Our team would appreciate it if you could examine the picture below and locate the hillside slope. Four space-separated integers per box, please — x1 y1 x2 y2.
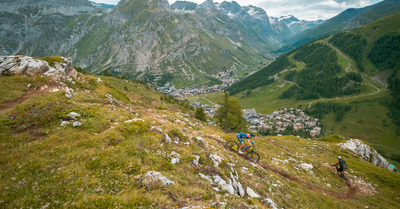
282 0 400 51
225 11 400 161
1 57 399 208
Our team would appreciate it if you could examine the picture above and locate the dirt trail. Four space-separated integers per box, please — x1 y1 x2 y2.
258 162 359 199
268 139 292 154
0 89 50 112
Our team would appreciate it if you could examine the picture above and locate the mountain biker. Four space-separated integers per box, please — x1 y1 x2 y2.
236 133 255 154
331 156 347 176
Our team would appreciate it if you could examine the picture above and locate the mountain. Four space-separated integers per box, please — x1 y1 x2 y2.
0 59 399 208
224 9 400 161
89 1 116 10
0 0 106 58
0 0 321 88
283 0 400 51
270 15 324 38
0 0 104 15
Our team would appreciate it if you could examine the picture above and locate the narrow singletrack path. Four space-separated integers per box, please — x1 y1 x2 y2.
0 89 49 112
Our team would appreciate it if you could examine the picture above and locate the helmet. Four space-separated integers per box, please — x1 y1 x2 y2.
250 133 255 137
337 156 341 159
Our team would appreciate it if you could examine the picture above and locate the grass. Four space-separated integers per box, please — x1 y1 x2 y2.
1 74 400 208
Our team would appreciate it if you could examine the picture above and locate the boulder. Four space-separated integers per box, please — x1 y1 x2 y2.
0 56 77 81
340 139 390 170
192 155 200 165
141 171 175 189
209 154 223 168
246 187 261 198
213 175 235 195
195 136 204 143
165 134 172 143
170 151 180 164
263 198 278 209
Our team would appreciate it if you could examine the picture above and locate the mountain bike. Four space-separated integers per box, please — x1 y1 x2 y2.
333 165 351 186
225 140 260 163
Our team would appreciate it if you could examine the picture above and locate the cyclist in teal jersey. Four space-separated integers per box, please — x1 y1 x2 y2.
236 133 255 154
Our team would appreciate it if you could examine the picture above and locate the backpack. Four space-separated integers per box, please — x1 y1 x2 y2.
339 158 347 170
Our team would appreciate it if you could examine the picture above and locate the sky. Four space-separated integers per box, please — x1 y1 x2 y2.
90 0 383 20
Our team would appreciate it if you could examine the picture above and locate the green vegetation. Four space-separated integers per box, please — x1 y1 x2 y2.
387 69 400 135
368 34 400 71
280 43 362 100
1 73 400 208
329 32 367 71
227 55 292 95
215 92 247 132
305 102 352 122
40 56 63 67
194 107 207 122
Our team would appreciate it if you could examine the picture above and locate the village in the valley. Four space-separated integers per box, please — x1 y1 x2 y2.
156 74 322 138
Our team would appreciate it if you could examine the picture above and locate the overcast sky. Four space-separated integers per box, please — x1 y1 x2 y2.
91 0 383 20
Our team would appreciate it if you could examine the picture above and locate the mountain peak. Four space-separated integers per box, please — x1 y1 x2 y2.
0 0 102 15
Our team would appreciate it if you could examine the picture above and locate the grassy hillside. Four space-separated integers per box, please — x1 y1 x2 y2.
1 73 400 208
222 11 400 162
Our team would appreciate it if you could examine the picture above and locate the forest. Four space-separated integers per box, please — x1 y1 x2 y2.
226 55 292 95
368 34 400 71
329 32 367 72
279 43 362 100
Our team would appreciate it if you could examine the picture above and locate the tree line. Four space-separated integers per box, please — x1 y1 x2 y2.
226 55 292 95
329 32 367 72
279 43 362 100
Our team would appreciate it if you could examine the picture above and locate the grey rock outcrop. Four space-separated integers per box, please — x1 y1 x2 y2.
246 187 261 198
0 56 77 81
340 139 390 170
141 171 175 189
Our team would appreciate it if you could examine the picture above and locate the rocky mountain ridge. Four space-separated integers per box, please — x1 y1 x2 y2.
0 0 322 88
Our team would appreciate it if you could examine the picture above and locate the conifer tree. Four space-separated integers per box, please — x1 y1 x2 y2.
215 92 247 132
195 107 207 122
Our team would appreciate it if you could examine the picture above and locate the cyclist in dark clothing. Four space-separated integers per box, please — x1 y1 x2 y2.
236 133 255 154
331 156 347 175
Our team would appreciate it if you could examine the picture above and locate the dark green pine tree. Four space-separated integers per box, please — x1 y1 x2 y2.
194 107 207 122
215 92 247 132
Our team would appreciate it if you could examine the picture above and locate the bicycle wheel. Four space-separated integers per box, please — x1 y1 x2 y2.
225 140 239 152
341 173 351 186
245 151 260 163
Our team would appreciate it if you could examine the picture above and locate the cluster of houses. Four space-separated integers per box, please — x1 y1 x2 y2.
156 77 238 99
243 108 322 137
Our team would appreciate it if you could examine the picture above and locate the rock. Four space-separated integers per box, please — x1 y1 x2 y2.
263 198 278 209
213 175 235 195
65 88 73 98
73 121 82 127
150 126 162 133
97 78 102 83
170 151 180 164
124 118 144 123
68 112 81 119
246 187 261 198
192 155 200 165
0 56 77 81
340 139 390 170
230 171 245 197
211 202 226 208
209 154 223 168
141 171 175 189
195 136 204 143
60 121 70 126
199 173 213 184
301 163 313 171
165 134 172 143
